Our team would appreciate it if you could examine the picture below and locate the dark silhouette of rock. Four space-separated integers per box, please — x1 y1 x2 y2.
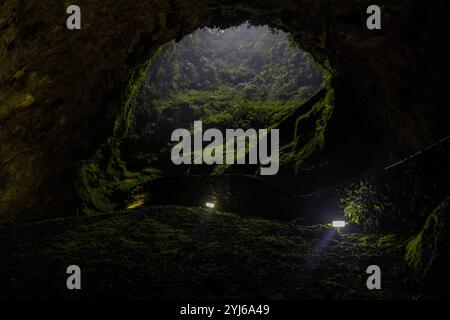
406 196 450 297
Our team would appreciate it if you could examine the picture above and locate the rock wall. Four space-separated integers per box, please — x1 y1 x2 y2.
0 0 449 220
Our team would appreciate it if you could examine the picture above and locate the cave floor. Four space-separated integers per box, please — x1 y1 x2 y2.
0 205 414 300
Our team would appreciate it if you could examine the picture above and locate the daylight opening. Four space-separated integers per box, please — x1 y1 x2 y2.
123 23 326 178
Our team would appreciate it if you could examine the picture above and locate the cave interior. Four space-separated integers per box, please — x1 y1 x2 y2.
0 0 450 300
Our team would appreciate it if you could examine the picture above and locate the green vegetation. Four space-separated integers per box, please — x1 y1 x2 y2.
339 181 390 232
150 86 302 132
142 24 324 103
76 139 156 214
405 209 438 277
0 205 410 299
123 23 328 178
76 23 332 214
76 49 162 214
278 76 334 174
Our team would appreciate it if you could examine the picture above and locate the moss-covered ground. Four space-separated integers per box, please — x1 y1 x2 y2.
0 205 413 299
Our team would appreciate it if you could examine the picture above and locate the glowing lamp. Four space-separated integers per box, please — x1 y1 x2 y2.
332 220 346 228
205 202 215 209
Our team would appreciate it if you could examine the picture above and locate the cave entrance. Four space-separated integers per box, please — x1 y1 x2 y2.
121 23 328 182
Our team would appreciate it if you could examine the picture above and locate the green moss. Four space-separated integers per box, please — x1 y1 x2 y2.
76 49 162 215
278 67 334 173
141 167 162 177
203 66 335 176
405 233 424 269
344 201 365 225
76 145 155 214
376 234 397 247
0 205 410 299
405 210 438 272
76 155 114 214
114 48 161 137
339 180 388 231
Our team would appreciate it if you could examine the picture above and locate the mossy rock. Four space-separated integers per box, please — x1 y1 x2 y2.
405 196 450 297
0 205 410 299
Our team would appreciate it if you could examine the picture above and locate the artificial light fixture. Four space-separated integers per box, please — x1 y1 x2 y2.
205 202 215 209
332 220 346 228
